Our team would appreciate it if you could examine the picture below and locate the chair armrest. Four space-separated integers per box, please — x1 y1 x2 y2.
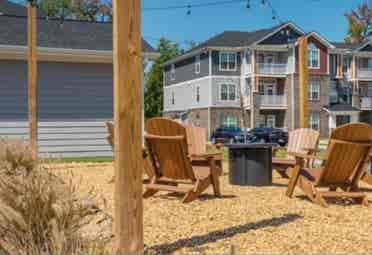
190 152 221 160
288 152 318 160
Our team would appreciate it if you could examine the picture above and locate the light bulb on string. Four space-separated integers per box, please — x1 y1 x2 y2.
186 5 191 15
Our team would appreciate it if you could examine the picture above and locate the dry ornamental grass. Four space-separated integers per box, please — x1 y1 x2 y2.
0 139 113 255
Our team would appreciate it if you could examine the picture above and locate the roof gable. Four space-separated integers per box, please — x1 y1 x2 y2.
305 32 334 49
357 42 372 52
258 23 304 45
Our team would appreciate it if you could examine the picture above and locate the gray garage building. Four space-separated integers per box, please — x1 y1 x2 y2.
0 10 157 157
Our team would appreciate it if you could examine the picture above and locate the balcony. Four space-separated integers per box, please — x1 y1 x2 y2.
258 63 287 76
361 97 372 110
259 95 287 109
358 68 372 79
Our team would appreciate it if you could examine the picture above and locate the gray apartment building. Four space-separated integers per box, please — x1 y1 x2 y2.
162 22 372 138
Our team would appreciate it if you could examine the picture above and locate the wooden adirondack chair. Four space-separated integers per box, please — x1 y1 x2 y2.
286 123 372 207
272 128 320 178
144 133 221 203
105 122 155 180
146 117 223 175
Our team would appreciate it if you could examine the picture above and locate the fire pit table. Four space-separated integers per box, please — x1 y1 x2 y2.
226 143 276 186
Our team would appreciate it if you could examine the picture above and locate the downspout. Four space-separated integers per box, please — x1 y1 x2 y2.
291 45 296 130
208 49 212 140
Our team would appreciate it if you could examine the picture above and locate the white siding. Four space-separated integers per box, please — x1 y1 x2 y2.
163 77 211 111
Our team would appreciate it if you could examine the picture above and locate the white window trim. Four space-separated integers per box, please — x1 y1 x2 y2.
170 64 176 81
258 79 277 95
195 55 201 74
218 82 237 102
219 51 237 72
309 79 321 101
308 44 320 69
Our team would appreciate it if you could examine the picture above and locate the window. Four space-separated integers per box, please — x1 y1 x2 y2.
171 91 175 105
170 64 175 81
258 80 277 95
219 83 236 101
266 115 276 128
196 86 200 103
307 43 320 68
219 52 237 71
221 114 238 127
195 55 201 74
309 112 320 131
258 115 266 128
308 79 320 101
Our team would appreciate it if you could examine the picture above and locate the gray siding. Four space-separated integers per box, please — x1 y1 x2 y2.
0 60 28 120
211 50 241 76
0 60 113 157
164 52 209 85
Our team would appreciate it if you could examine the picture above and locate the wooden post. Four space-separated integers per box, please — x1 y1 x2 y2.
298 37 309 128
27 2 38 153
113 0 143 254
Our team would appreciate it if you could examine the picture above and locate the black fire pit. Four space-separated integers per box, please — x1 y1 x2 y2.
226 143 275 186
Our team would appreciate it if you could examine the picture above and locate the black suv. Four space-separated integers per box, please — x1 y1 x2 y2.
246 127 288 146
211 126 245 144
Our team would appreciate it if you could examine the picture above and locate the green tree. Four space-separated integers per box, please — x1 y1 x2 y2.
38 0 72 20
345 2 372 43
72 0 100 22
145 38 180 119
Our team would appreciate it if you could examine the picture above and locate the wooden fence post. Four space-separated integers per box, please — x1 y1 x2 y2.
298 37 309 128
27 2 38 153
112 0 143 253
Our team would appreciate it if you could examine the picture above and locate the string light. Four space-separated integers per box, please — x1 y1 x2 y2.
186 5 191 15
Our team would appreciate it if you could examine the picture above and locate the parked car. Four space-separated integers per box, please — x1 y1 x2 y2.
211 126 245 144
246 128 288 146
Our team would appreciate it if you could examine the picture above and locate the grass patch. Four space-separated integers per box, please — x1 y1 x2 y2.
45 156 113 164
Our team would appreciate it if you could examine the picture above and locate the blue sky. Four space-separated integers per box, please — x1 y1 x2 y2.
142 0 361 49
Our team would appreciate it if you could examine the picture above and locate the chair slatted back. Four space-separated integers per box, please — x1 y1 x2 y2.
185 126 207 155
145 134 196 181
320 123 372 186
287 128 320 157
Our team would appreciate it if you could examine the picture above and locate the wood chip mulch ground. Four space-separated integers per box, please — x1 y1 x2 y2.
52 162 372 254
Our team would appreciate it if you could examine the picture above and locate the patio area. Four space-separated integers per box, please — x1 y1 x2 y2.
53 161 372 254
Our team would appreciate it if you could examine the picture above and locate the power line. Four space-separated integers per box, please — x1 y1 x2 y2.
142 0 246 12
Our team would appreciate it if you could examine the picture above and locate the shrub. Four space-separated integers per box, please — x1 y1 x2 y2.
0 138 112 255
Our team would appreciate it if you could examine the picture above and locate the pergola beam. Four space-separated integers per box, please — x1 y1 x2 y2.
113 0 144 253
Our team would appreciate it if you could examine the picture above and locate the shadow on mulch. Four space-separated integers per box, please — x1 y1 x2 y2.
146 213 302 254
157 192 237 201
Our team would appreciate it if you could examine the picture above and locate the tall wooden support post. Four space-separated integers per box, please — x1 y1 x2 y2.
112 0 143 254
27 2 38 153
298 37 309 128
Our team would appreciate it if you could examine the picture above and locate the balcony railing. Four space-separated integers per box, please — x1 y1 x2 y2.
258 63 287 75
260 95 287 108
361 97 372 110
358 68 372 79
